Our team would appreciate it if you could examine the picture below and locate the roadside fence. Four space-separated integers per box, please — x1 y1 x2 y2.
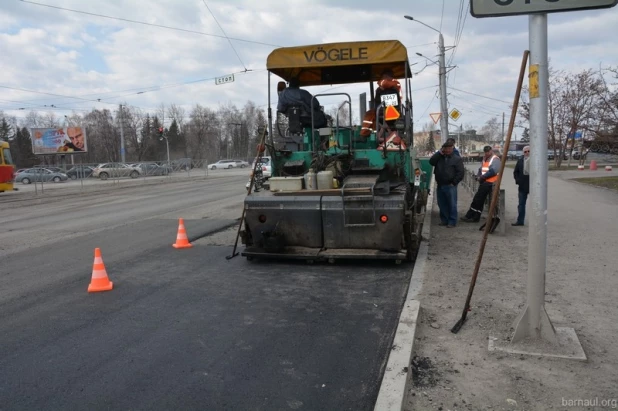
5 159 251 198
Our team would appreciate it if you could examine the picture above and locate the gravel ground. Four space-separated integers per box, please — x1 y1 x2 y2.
404 168 618 411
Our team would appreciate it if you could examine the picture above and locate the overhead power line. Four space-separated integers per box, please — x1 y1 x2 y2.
0 68 265 110
19 0 282 48
449 87 512 105
0 85 116 106
201 0 249 72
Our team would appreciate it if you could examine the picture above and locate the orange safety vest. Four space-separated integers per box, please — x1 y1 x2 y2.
481 155 499 183
360 109 376 137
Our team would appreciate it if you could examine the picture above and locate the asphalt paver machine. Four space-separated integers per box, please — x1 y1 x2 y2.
241 40 431 263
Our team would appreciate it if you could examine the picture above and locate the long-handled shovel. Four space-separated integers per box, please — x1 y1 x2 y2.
226 126 268 260
451 50 529 333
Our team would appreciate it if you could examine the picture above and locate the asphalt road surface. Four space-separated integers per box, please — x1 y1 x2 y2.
1 176 412 410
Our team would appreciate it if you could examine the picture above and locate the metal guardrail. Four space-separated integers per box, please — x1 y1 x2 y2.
460 169 506 235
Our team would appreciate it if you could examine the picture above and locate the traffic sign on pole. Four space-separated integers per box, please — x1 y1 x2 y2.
429 113 441 124
470 0 617 18
449 108 462 121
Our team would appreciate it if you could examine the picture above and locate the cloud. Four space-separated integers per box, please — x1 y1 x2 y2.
1 0 617 131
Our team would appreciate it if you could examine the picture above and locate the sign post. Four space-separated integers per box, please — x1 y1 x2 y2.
510 13 558 344
467 0 617 358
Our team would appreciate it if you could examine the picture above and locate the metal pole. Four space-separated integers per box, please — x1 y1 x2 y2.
438 33 449 145
165 137 170 166
501 111 502 146
458 125 462 153
512 14 556 343
119 104 125 163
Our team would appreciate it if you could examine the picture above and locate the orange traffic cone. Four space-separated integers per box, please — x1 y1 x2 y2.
173 218 193 249
88 248 114 293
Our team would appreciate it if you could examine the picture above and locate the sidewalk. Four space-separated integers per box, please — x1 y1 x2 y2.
404 169 618 410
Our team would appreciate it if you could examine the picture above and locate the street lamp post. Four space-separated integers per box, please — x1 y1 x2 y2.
449 122 464 154
404 15 449 144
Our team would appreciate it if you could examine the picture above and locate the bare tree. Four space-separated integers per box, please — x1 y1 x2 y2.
520 67 605 166
121 106 153 161
41 111 60 128
594 66 618 140
186 104 219 161
23 111 43 129
83 109 119 163
480 117 501 144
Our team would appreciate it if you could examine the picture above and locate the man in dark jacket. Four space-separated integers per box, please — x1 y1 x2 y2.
512 145 530 226
277 77 327 128
429 140 465 227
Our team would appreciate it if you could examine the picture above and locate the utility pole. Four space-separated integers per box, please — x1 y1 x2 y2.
404 15 449 144
119 104 125 163
438 33 449 145
498 112 502 147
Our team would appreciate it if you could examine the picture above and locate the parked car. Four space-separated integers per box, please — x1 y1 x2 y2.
91 163 141 180
14 168 68 184
252 156 272 178
245 156 273 190
66 165 94 180
233 160 250 168
571 150 587 160
507 150 522 160
133 162 171 176
208 159 237 170
33 166 64 173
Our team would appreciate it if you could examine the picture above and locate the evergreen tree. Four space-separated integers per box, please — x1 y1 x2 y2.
426 131 436 153
521 127 530 142
0 118 12 142
166 119 183 154
10 127 37 167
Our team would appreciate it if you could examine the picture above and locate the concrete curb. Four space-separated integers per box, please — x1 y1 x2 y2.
374 181 435 411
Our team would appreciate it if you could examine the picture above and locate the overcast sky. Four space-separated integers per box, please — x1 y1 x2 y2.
1 0 617 135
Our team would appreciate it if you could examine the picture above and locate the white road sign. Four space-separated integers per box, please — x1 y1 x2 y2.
470 0 617 18
215 74 235 85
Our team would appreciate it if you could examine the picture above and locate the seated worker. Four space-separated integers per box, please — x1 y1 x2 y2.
461 146 501 222
277 81 286 96
277 77 327 129
360 69 403 138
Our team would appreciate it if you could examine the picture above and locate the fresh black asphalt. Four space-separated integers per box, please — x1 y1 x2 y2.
1 219 412 410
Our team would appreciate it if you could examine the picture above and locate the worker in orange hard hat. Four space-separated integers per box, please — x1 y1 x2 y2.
360 69 403 139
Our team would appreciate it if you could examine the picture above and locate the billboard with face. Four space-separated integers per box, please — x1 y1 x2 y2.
31 127 88 154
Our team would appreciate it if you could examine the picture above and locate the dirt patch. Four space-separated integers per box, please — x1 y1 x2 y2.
404 174 618 411
411 356 440 388
571 176 618 191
